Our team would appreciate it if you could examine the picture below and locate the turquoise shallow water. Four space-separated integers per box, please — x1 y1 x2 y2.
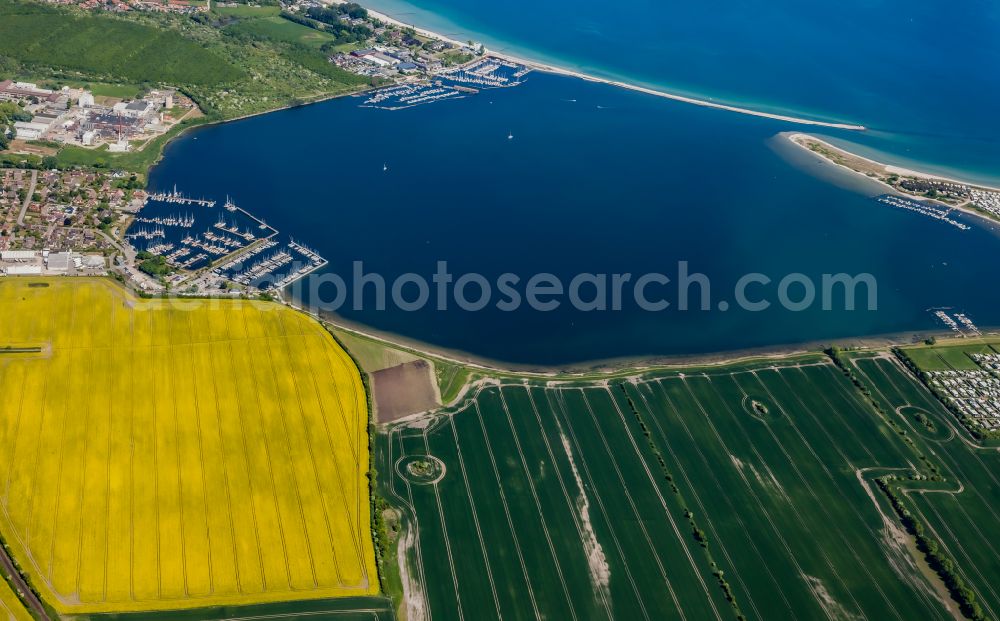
150 73 1000 365
364 0 1000 185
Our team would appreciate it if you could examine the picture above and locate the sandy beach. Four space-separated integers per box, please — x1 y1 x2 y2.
490 52 866 131
285 293 991 378
344 1 867 131
790 133 1000 193
787 133 1000 226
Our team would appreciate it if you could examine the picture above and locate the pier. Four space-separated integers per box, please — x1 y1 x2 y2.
289 239 323 262
213 239 279 274
126 226 166 241
126 185 327 293
147 242 174 255
362 57 530 111
148 185 216 208
362 83 465 110
932 309 982 337
440 58 530 88
134 213 195 228
231 249 294 285
876 195 970 230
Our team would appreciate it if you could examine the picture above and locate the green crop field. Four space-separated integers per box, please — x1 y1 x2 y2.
901 341 1000 372
227 15 336 49
380 352 1000 619
0 0 242 86
848 353 1000 620
213 5 282 18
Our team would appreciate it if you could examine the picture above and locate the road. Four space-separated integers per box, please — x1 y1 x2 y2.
35 224 161 292
16 170 38 226
95 227 133 262
90 227 163 291
0 540 51 621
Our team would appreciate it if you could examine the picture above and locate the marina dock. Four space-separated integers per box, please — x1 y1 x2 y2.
876 195 970 230
125 186 328 293
148 185 217 208
362 57 530 110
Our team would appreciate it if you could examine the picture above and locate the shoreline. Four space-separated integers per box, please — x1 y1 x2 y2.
129 5 991 377
786 132 1000 225
492 52 867 131
285 298 992 377
349 2 867 131
140 86 378 175
789 133 1000 193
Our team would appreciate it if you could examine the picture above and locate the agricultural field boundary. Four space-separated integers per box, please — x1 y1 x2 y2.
378 352 998 620
0 278 378 615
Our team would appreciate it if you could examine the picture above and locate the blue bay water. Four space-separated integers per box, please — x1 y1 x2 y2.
363 0 1000 185
150 74 1000 365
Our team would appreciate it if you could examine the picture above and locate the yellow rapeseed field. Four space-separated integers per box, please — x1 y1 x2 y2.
0 278 377 614
0 575 31 621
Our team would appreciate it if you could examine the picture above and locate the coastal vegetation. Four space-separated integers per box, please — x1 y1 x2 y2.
790 133 1000 224
377 345 1000 620
300 4 372 45
434 360 476 404
0 278 378 614
330 328 474 410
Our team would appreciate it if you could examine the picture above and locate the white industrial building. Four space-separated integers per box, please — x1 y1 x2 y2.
82 255 106 269
46 252 72 271
1 250 38 261
0 80 60 104
3 265 42 276
13 121 49 140
113 100 155 118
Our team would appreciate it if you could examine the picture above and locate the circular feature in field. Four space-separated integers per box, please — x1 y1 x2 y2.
396 455 446 485
741 395 775 420
897 405 953 441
